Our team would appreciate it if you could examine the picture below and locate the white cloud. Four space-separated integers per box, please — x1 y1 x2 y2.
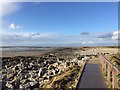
2 33 60 46
9 23 22 30
81 41 94 45
112 30 120 40
3 33 59 39
1 2 21 17
1 32 118 46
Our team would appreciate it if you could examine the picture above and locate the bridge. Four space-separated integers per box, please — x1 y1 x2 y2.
76 53 120 89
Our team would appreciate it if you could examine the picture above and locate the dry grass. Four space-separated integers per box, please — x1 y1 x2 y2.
43 65 83 89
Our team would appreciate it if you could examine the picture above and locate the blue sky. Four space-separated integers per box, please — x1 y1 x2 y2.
2 2 119 46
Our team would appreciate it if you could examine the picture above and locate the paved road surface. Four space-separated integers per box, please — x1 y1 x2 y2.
77 58 107 88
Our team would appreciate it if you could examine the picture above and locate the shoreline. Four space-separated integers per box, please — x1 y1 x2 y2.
1 47 119 57
1 48 55 57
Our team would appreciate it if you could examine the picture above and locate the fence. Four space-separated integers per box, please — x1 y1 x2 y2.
99 53 120 88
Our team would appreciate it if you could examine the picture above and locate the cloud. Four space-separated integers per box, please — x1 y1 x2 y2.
2 32 118 46
112 30 120 40
9 23 22 30
1 2 21 17
81 41 94 45
3 33 59 40
97 33 112 39
80 32 90 35
28 33 59 39
2 33 61 46
30 33 40 37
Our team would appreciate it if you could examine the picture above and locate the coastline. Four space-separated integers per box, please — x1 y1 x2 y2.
1 47 55 57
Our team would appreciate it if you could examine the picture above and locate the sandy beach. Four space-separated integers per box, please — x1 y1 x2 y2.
1 47 55 57
2 50 51 57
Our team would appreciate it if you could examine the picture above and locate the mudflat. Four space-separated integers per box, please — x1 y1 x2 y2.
1 47 55 57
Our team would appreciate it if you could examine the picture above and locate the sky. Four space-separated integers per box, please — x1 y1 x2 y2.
1 2 120 46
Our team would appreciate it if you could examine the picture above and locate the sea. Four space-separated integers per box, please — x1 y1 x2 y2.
0 46 54 51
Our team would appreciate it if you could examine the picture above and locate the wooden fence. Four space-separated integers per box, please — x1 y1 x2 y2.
100 53 120 89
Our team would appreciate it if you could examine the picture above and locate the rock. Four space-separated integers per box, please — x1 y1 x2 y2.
38 68 42 77
30 81 38 87
28 78 36 82
6 82 13 89
23 82 31 88
22 81 39 89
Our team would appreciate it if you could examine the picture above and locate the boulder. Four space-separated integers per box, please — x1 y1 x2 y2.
6 82 13 89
